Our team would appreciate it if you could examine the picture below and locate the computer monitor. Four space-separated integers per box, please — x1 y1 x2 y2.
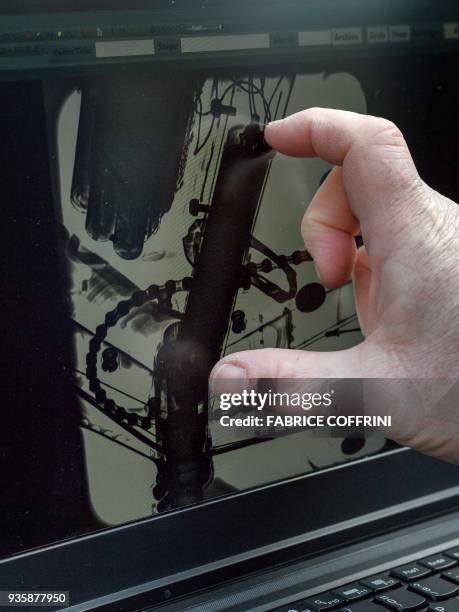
2 1 459 609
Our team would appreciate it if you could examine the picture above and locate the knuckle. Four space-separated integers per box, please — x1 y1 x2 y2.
368 117 406 148
349 116 418 194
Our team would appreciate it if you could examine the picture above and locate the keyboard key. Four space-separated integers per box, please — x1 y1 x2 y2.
303 592 345 609
333 584 372 602
446 550 459 562
360 576 400 592
418 556 457 572
341 602 388 611
270 605 313 612
375 588 426 610
409 576 459 601
443 570 459 585
391 564 432 582
429 601 459 612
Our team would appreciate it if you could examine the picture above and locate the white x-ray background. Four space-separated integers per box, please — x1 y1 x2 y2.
49 68 386 526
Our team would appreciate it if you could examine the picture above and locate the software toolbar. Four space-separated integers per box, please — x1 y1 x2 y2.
0 15 457 71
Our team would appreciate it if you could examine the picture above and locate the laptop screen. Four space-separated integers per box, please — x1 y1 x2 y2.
3 2 459 557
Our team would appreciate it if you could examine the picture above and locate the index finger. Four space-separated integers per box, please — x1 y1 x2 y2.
264 107 425 258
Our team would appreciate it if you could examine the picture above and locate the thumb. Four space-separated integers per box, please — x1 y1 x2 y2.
210 345 366 388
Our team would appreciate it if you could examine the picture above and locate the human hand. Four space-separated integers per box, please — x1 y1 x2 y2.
210 108 459 461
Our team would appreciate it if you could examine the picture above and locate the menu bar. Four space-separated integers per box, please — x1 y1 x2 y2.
0 21 457 70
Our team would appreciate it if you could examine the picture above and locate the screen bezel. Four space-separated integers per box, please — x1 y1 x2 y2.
2 448 459 611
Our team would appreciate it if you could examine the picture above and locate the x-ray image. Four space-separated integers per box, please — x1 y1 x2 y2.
43 67 387 526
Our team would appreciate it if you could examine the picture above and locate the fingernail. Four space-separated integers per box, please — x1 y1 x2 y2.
209 363 247 395
265 119 282 133
263 122 273 145
212 363 246 380
266 118 283 126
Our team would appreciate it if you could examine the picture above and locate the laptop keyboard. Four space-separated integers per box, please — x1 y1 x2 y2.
272 547 459 612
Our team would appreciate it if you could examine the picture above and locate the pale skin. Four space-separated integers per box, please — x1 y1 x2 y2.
210 108 459 462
